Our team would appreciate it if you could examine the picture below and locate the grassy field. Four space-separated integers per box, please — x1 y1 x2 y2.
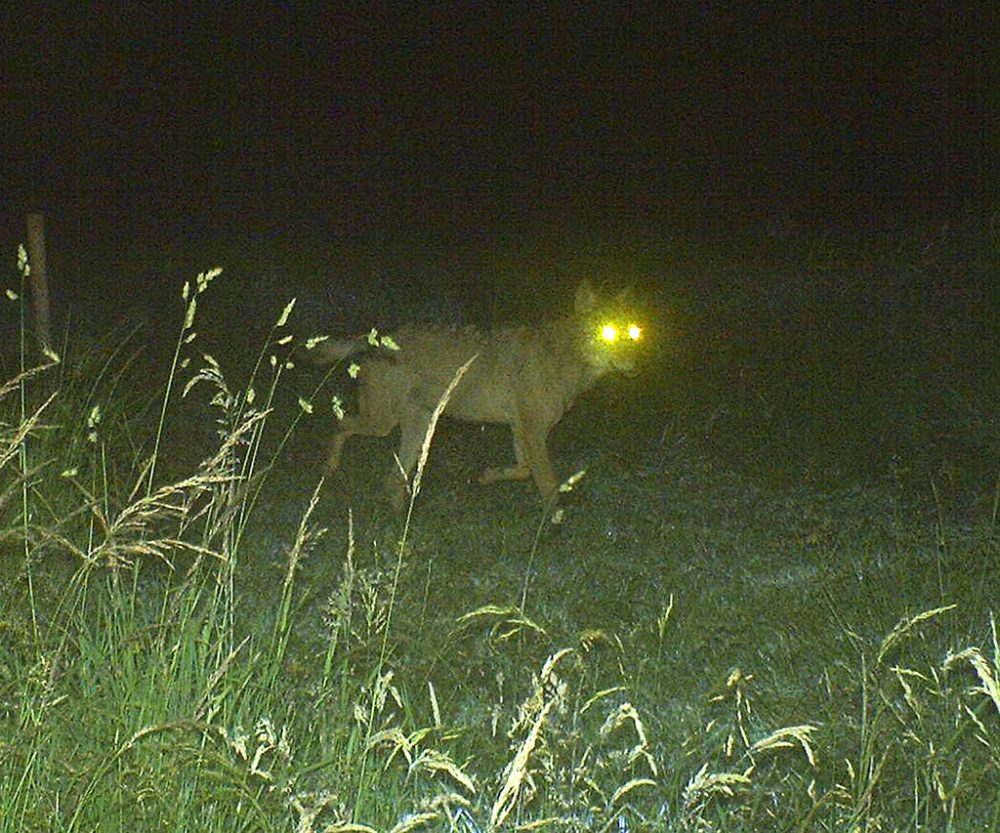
2 217 999 831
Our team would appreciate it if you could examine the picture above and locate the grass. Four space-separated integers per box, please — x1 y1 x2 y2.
1 217 999 831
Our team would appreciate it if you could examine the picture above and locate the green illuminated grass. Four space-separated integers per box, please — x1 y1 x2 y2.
2 220 999 831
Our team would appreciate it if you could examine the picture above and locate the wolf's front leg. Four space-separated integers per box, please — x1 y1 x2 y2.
479 427 531 484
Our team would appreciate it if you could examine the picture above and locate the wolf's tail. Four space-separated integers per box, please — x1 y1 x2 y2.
297 337 364 366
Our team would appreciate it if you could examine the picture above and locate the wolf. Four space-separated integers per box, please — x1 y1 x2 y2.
304 280 643 509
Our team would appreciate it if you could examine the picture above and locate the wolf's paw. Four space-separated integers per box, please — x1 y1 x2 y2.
477 467 502 485
383 473 409 511
478 464 531 485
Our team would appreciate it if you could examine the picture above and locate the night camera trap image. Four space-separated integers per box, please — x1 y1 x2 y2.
1 5 997 831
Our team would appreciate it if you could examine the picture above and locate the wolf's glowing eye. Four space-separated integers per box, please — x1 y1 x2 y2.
627 324 642 341
600 324 618 342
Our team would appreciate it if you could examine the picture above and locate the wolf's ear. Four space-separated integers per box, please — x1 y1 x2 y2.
614 285 635 305
575 280 599 312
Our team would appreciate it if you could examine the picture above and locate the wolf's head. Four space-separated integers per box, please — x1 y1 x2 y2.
573 280 644 377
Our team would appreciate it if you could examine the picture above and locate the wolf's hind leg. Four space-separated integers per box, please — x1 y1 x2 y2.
324 365 402 476
384 403 433 510
325 424 352 475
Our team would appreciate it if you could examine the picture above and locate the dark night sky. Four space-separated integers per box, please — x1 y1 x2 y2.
1 2 996 254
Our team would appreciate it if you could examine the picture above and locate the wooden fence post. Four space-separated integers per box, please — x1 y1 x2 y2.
26 212 52 353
